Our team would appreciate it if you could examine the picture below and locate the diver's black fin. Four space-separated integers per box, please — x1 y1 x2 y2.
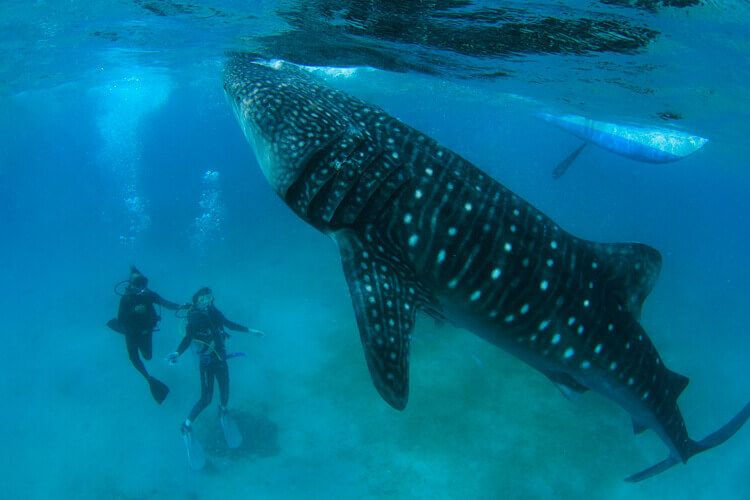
626 401 750 482
552 142 587 179
148 377 169 404
106 318 127 335
335 228 438 410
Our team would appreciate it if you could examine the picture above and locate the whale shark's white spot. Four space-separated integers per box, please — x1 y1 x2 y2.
539 320 550 331
547 259 554 267
446 182 454 191
448 279 458 289
404 213 412 224
609 362 618 371
437 249 446 264
415 189 423 199
504 243 512 252
448 227 457 236
505 314 515 323
625 342 631 350
388 319 395 327
642 391 650 400
361 262 368 270
577 325 585 335
520 304 530 315
365 285 373 292
489 310 498 318
568 317 576 326
510 224 517 233
540 280 549 291
522 258 530 267
470 290 481 301
564 347 575 358
592 261 599 269
404 303 411 311
464 202 472 211
583 299 590 308
594 344 603 354
408 234 419 247
491 268 501 279
368 296 376 304
551 333 561 344
628 377 635 386
550 240 558 250
581 360 591 369
513 209 520 216
386 300 392 308
390 352 397 360
608 323 614 332
425 167 433 176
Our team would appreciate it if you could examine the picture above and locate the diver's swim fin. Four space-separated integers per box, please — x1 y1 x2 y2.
106 318 127 335
148 377 169 404
220 411 243 449
182 428 206 470
552 142 587 179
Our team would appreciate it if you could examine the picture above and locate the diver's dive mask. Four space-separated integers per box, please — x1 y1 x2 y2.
129 274 148 294
195 291 214 310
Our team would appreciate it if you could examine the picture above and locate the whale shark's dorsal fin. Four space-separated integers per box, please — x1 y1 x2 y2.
335 228 440 410
592 242 662 320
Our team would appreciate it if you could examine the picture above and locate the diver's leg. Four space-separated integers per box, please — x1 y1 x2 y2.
217 360 229 409
188 361 215 422
125 332 149 380
139 331 153 360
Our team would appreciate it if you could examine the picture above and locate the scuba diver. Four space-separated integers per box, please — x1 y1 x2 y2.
107 266 182 404
167 287 263 467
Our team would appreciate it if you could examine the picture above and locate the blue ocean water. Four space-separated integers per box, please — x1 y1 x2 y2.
1 1 749 499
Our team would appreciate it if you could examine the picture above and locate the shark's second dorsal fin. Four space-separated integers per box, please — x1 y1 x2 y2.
593 242 662 320
334 228 438 410
665 368 690 402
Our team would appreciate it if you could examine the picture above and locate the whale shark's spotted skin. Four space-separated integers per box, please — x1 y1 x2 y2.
224 55 750 481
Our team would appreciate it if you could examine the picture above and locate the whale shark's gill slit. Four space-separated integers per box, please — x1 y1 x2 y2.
284 130 347 216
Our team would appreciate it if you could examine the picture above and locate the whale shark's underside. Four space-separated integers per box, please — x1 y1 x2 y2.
223 54 750 482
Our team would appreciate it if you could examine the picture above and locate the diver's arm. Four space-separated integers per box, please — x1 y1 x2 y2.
153 292 180 311
219 310 249 333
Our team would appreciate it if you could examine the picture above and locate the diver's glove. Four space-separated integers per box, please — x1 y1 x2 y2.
166 352 180 364
179 303 192 310
248 328 265 338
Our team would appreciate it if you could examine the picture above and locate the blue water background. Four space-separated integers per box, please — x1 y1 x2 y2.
1 4 749 499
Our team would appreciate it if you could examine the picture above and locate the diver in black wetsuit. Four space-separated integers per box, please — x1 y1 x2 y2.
167 287 262 435
108 267 182 404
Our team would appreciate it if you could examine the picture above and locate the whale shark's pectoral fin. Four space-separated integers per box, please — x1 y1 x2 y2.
632 418 648 435
335 229 431 411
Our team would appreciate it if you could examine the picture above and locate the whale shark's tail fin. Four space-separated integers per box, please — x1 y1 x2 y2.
626 401 750 482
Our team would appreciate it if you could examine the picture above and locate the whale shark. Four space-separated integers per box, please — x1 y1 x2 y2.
223 54 749 481
539 113 708 179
